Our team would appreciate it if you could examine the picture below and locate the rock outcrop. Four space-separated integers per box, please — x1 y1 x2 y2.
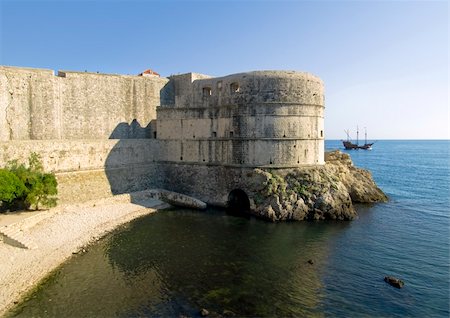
244 151 387 222
325 151 388 203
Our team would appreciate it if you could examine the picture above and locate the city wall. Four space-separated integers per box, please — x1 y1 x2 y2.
0 140 162 204
1 66 325 207
0 66 169 140
0 66 170 204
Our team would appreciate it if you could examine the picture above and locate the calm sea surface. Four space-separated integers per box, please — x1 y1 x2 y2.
9 140 450 317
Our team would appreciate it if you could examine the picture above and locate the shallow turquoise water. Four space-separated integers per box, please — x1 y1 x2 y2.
9 140 450 317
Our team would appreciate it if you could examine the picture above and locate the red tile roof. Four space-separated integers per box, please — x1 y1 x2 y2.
138 69 160 77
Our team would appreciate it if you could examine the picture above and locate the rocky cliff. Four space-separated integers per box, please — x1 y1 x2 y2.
245 150 387 221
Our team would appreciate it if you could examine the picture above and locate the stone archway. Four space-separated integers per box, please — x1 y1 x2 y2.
227 189 250 214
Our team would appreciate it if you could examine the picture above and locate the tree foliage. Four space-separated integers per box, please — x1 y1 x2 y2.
0 153 58 212
0 169 27 207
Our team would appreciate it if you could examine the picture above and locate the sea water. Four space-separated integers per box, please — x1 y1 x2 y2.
9 140 449 317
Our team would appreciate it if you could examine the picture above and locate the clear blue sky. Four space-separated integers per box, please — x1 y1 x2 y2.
1 0 448 139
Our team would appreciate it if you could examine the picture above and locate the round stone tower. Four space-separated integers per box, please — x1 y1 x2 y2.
191 70 325 166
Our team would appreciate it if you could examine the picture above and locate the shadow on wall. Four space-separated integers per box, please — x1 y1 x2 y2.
102 83 174 203
104 119 161 204
109 119 156 139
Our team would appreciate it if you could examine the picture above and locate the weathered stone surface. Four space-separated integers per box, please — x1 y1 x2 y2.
242 150 387 222
150 189 207 210
157 71 325 167
0 66 386 223
0 66 168 141
325 150 388 203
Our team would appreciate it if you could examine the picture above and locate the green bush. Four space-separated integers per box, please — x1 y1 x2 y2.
1 153 58 211
0 169 27 209
25 172 58 210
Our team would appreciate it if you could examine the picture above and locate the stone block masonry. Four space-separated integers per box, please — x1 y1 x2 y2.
0 66 169 140
0 66 330 211
157 71 325 167
0 140 161 204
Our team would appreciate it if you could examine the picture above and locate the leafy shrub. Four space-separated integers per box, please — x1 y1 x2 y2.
1 153 58 211
263 171 287 198
0 169 27 209
25 172 58 209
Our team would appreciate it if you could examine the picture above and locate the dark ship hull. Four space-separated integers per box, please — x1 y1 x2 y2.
359 143 374 150
343 141 359 150
342 141 374 150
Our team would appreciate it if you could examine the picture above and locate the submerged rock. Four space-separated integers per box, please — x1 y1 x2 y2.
245 150 387 222
384 276 405 289
199 308 209 316
222 309 236 316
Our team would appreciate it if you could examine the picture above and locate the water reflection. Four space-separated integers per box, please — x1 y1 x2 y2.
10 208 349 317
105 208 347 317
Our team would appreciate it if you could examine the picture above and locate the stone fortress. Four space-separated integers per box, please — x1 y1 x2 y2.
157 71 324 167
0 65 385 220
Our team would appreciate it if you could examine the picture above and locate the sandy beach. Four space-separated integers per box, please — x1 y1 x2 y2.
0 192 168 316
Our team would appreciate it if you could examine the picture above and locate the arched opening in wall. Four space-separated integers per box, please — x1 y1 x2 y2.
320 130 323 137
230 82 240 94
227 189 250 215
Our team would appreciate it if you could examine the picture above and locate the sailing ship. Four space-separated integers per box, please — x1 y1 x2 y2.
342 127 374 150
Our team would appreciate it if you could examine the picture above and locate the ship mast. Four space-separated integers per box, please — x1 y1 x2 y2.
356 125 359 146
364 127 367 145
344 129 351 141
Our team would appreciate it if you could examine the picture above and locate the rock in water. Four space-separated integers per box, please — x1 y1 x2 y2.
151 189 207 210
199 308 209 316
222 309 236 316
384 276 405 288
325 150 388 203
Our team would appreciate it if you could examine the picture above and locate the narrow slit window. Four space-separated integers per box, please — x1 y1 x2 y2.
320 130 323 137
229 131 234 137
203 87 212 97
212 131 217 137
